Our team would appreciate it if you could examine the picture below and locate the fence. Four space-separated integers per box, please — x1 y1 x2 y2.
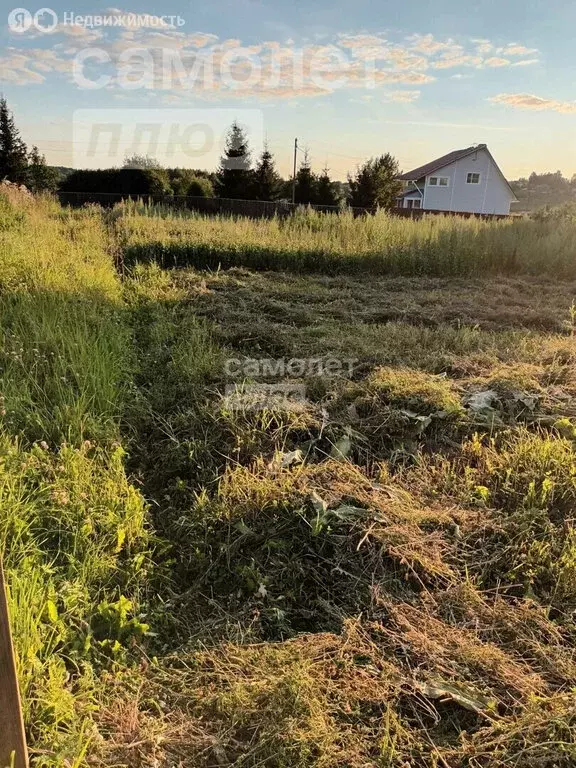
57 191 513 221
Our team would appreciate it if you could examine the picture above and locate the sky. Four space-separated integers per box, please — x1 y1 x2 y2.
1 0 576 180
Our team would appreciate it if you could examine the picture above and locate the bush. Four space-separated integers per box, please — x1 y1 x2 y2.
59 168 171 205
168 169 214 198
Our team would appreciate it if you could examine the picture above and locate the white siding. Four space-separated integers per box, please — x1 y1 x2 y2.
400 192 422 208
422 148 514 215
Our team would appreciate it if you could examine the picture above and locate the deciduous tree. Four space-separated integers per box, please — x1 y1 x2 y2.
348 153 402 209
26 146 59 192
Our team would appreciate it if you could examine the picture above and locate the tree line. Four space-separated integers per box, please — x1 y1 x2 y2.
0 99 403 209
509 171 576 212
0 98 59 193
211 121 402 208
4 97 576 214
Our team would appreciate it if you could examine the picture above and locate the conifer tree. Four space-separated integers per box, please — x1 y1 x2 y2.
252 145 282 200
314 166 341 207
0 97 29 185
294 150 316 205
215 121 252 200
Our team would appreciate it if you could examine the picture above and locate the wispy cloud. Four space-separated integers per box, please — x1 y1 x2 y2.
484 57 511 67
490 92 576 113
511 59 539 67
386 89 421 102
502 44 538 56
4 17 542 101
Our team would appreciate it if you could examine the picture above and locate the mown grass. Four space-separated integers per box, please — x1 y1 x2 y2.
98 261 576 766
116 200 576 277
5 191 576 767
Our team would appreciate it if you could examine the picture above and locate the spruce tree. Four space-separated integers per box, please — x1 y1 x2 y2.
348 153 402 209
215 121 252 200
252 146 282 200
314 167 341 207
294 151 316 205
0 98 29 185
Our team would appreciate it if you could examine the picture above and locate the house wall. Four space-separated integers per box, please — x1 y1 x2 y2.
400 181 425 208
400 192 422 208
422 148 514 215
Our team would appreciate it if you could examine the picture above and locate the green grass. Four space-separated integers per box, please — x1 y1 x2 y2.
4 190 576 767
0 190 150 766
117 200 576 277
106 261 576 766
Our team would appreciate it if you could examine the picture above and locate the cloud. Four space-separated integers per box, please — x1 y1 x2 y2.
472 38 493 55
489 92 576 113
484 57 511 67
511 58 539 67
0 47 72 84
431 54 483 69
339 34 388 49
502 44 538 56
386 89 420 102
406 33 458 55
1 20 542 102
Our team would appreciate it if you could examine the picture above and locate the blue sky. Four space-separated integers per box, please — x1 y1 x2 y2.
2 0 575 179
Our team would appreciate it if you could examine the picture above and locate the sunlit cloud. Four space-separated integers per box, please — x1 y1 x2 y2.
484 57 511 67
511 59 539 67
472 38 493 55
406 33 459 55
431 54 483 69
502 44 538 56
3 15 543 101
490 92 576 113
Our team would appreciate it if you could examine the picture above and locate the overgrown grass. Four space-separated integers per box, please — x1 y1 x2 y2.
0 191 150 765
116 201 576 277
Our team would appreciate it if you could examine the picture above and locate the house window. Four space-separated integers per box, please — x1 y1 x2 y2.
428 176 449 187
406 199 421 209
467 172 481 184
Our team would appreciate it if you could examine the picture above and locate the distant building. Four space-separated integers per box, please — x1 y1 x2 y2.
397 144 518 215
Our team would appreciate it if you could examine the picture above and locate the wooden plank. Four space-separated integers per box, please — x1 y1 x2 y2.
0 560 29 768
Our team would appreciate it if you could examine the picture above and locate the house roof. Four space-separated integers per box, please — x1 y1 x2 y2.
398 145 487 181
397 144 517 200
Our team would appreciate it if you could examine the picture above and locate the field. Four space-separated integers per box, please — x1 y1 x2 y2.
2 191 576 767
118 201 576 277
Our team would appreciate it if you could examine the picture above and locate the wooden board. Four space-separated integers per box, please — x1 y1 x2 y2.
0 561 29 768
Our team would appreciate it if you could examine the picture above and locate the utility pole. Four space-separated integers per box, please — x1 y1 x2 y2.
291 137 298 204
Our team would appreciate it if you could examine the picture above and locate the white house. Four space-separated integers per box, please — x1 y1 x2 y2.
397 144 517 215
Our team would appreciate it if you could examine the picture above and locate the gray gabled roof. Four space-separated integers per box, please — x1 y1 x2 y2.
398 143 517 200
398 145 487 181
